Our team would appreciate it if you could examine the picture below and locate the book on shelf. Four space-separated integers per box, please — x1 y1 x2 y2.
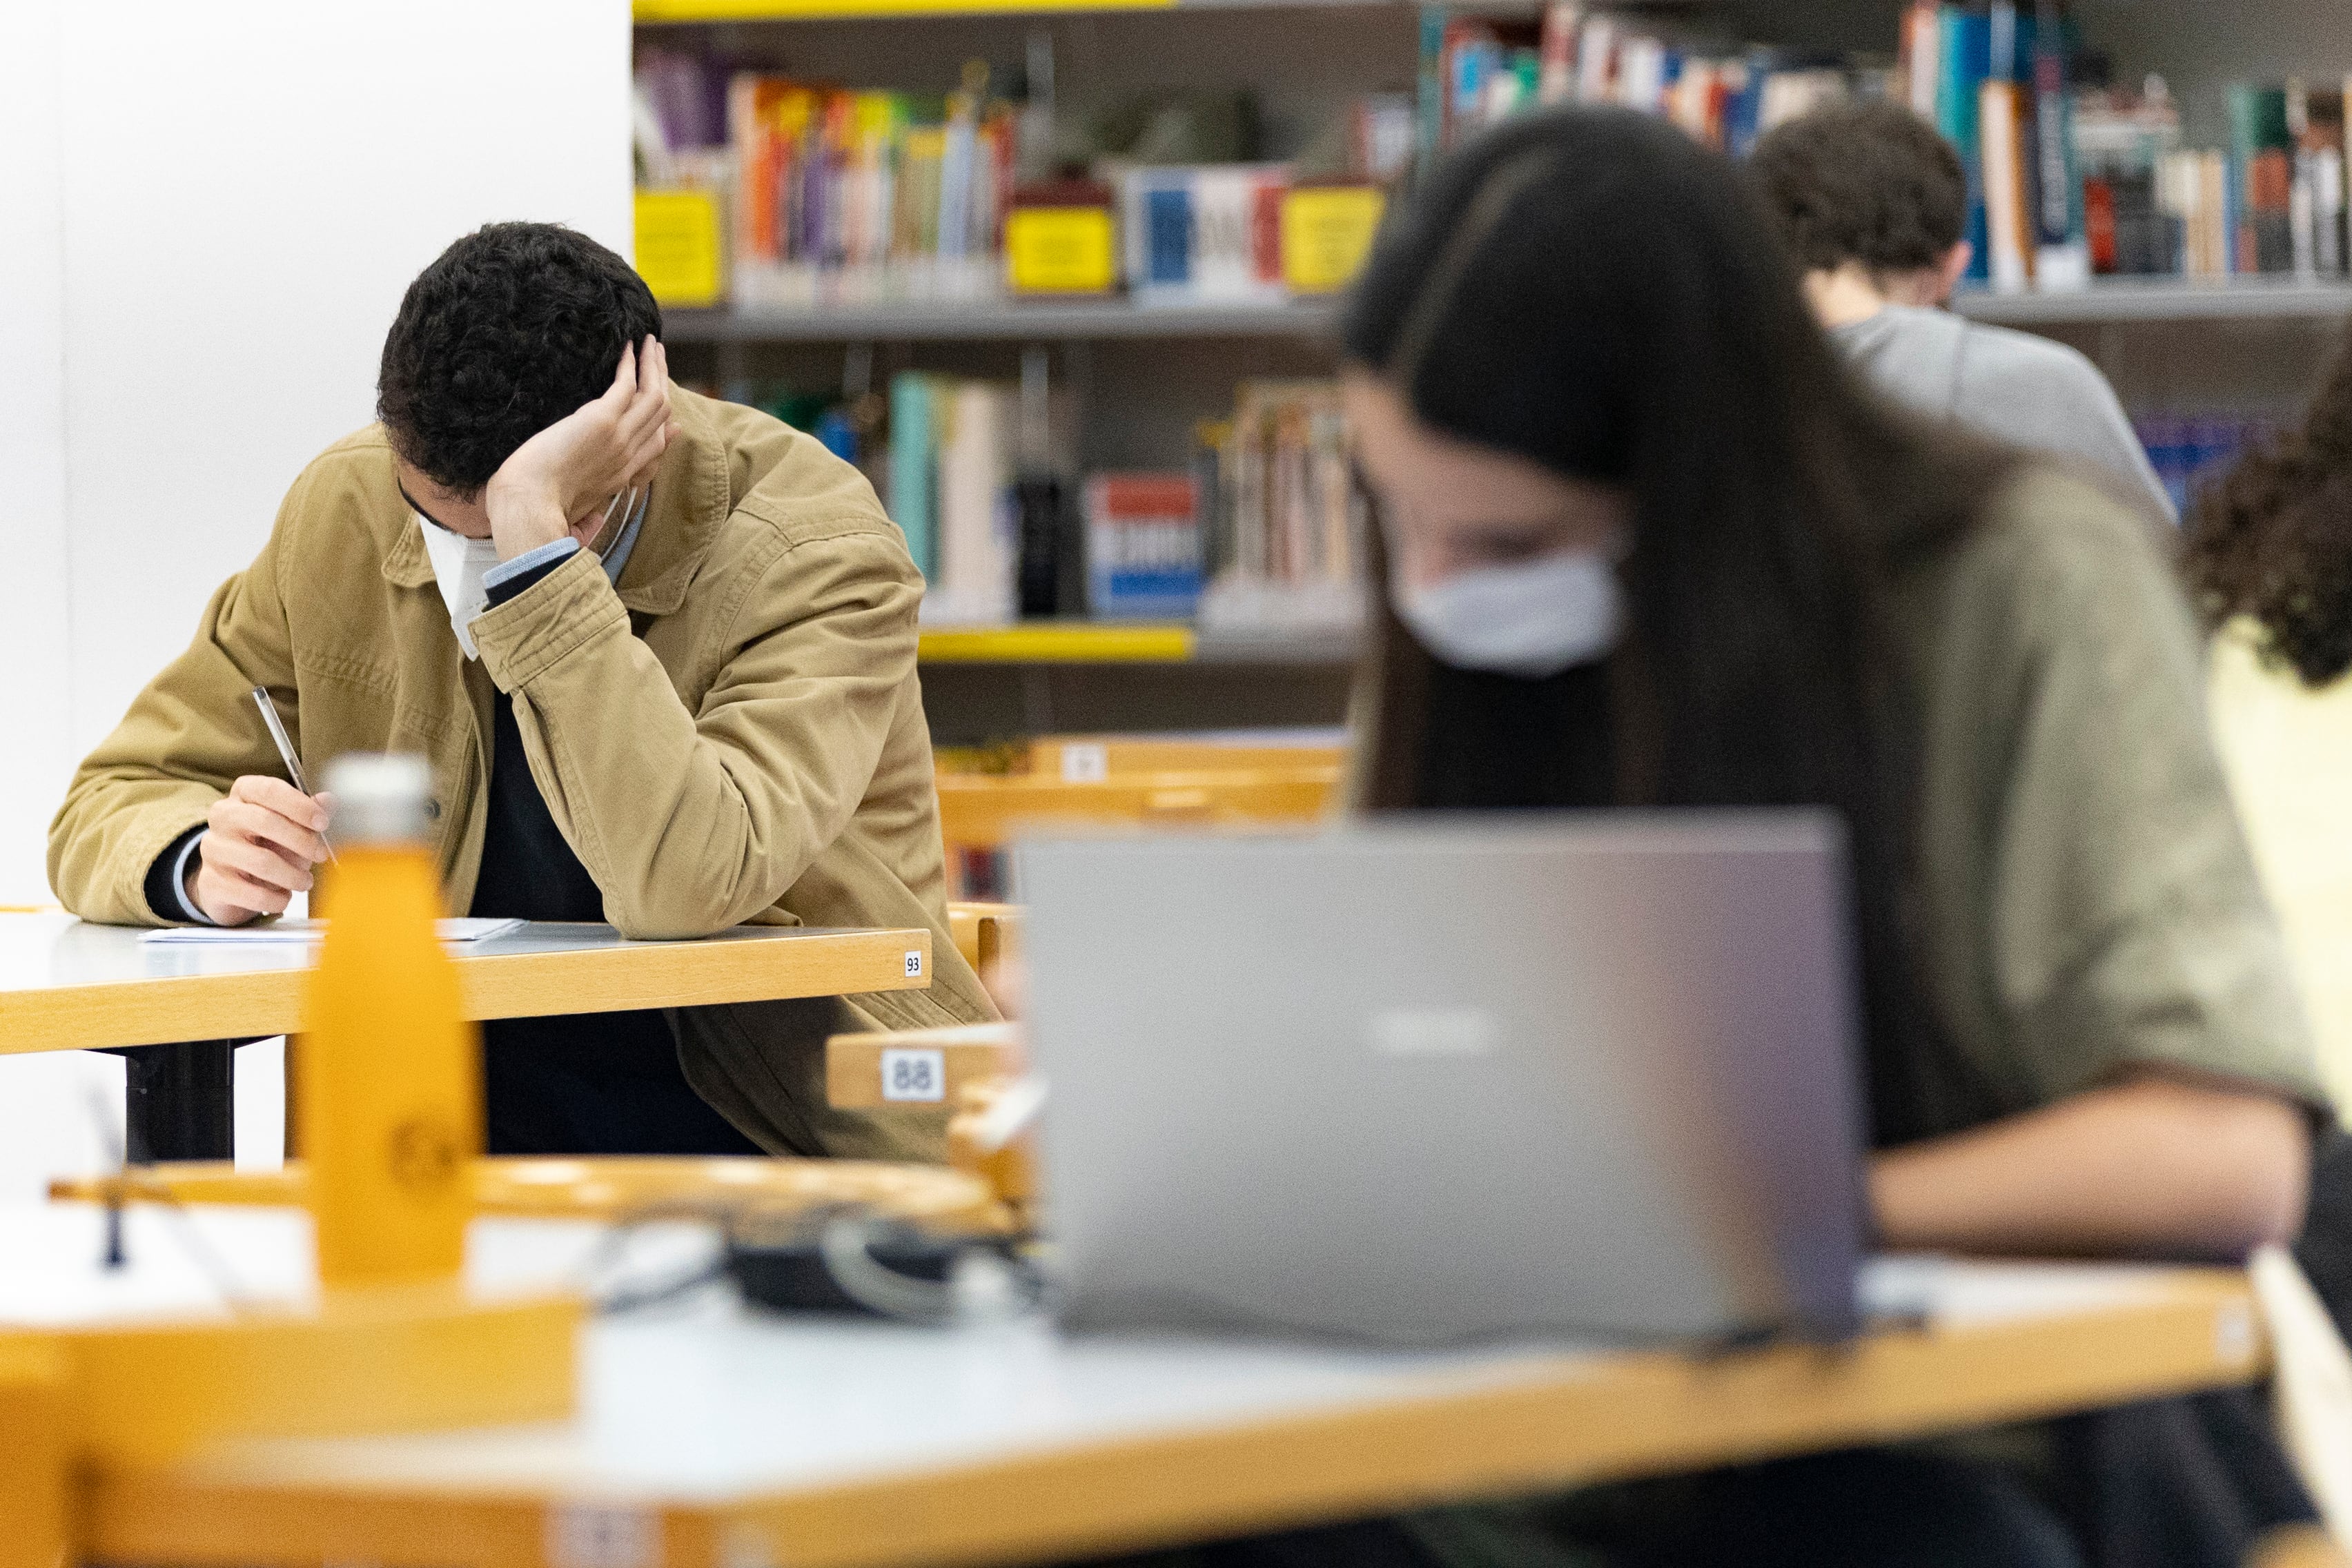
1196 380 1365 638
2028 3 2090 289
2293 81 2348 276
1086 474 1204 621
1933 3 1993 283
2075 84 2179 277
1121 165 1288 305
925 380 1020 627
889 373 938 582
2229 84 2295 275
1981 79 2035 292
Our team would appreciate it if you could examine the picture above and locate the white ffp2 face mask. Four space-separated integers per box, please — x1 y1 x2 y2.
416 488 641 660
1393 549 1624 678
418 518 501 660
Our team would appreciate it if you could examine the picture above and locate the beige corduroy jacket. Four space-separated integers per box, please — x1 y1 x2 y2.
50 387 993 1159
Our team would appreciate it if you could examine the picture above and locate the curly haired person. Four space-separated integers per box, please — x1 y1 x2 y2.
49 223 995 1157
2188 341 2352 1108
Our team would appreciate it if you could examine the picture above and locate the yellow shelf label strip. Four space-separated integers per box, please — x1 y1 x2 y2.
918 624 1197 663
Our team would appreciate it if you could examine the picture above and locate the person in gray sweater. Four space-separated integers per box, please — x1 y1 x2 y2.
1751 99 2175 525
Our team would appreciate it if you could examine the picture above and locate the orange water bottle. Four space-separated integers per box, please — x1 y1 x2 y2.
303 753 480 1288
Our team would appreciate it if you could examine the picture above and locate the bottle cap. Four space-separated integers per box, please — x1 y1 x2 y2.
321 753 434 846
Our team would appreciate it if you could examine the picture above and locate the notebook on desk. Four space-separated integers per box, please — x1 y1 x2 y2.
1018 812 1869 1348
142 918 525 945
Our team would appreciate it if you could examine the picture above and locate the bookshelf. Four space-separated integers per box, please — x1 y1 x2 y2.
645 0 2352 744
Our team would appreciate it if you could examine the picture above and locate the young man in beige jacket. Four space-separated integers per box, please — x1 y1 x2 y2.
50 223 993 1159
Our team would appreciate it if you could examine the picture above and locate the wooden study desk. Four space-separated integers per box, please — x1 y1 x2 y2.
0 912 933 1162
17 1201 2273 1568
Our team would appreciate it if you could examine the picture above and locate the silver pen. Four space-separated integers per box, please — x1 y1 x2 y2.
249 686 337 863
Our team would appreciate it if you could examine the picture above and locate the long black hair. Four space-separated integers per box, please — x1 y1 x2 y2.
1343 108 2017 1147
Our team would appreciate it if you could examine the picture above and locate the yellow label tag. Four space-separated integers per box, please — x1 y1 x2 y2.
1005 206 1118 294
634 188 725 308
1281 186 1386 295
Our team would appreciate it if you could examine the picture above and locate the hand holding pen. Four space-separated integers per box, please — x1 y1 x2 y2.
177 689 336 927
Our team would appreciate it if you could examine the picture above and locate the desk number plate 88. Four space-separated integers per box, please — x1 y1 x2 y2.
881 1047 947 1103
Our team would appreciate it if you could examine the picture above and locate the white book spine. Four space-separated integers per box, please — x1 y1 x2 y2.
1980 84 2030 293
932 384 1015 625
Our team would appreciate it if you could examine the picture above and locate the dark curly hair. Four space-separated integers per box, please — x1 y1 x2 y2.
377 222 661 495
1748 99 1966 278
2184 343 2352 687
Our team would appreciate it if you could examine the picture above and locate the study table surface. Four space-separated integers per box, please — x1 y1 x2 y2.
0 910 935 1056
12 1202 2270 1568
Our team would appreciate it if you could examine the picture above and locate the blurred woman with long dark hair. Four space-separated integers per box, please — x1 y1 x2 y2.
1322 104 2322 1566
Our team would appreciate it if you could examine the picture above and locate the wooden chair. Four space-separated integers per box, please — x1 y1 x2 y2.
935 731 1345 901
935 766 1338 903
936 766 1339 848
824 1020 1034 1219
946 900 1023 1015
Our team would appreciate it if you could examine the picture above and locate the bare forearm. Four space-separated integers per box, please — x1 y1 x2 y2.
1870 1075 2311 1260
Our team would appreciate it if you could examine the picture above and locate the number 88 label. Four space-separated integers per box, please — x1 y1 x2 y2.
879 1047 947 1103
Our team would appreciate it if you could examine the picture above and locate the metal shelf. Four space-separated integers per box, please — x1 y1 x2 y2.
1954 279 2352 325
670 281 2352 340
665 298 1336 342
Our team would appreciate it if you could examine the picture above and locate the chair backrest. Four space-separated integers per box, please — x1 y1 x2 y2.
945 901 1020 976
824 1021 1019 1111
1024 733 1346 784
934 767 1340 852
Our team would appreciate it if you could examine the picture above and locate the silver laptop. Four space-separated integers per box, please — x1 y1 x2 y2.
1018 812 1867 1347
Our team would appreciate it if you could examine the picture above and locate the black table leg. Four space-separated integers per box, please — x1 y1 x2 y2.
112 1041 237 1162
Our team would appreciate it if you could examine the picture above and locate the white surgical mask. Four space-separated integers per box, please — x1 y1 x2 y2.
418 518 502 660
1393 547 1623 678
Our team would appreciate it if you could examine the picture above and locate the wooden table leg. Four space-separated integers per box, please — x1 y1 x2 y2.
113 1041 237 1163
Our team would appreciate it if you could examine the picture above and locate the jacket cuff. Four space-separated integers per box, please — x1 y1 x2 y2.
484 539 580 604
143 827 215 925
119 798 220 925
470 545 629 693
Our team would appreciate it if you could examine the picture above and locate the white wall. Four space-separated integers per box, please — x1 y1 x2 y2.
0 0 630 1199
0 4 72 910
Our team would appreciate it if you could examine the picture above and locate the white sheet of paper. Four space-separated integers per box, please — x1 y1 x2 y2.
141 918 526 945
